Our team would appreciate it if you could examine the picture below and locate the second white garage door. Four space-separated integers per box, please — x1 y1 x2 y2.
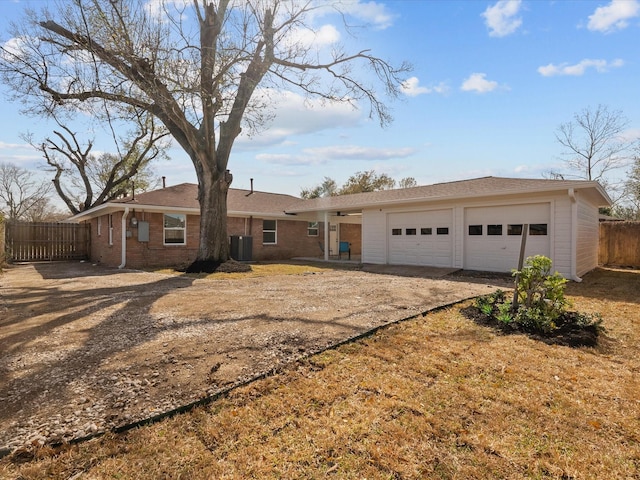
464 203 551 272
388 209 453 267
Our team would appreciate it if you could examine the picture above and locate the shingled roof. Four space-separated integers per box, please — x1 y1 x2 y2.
69 176 611 223
111 183 300 216
284 176 611 213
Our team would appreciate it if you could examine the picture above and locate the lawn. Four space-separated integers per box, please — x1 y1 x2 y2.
1 267 638 479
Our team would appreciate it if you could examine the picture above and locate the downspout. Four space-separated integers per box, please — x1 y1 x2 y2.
568 188 582 282
324 211 329 261
119 207 129 269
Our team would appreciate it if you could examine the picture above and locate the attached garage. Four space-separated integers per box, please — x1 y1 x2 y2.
286 177 611 280
388 209 453 267
464 203 550 272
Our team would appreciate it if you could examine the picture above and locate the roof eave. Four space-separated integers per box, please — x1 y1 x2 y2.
285 181 612 214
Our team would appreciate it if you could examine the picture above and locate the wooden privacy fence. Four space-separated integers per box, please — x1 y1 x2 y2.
599 221 640 268
5 221 90 262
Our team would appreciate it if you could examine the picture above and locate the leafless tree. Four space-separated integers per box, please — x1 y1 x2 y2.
24 112 170 215
553 105 635 198
22 196 67 222
617 150 640 219
0 0 409 270
0 162 53 220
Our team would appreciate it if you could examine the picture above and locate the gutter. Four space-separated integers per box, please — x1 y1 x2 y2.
119 207 129 269
568 189 582 282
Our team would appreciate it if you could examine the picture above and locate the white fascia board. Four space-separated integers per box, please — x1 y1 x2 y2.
67 203 201 222
228 210 297 218
286 182 610 214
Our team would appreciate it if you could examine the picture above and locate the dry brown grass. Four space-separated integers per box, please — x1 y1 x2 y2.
1 267 639 479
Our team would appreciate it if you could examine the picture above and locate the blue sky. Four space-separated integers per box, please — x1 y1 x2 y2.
0 0 639 199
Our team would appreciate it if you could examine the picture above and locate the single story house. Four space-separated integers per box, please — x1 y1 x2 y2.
69 176 610 280
68 182 334 269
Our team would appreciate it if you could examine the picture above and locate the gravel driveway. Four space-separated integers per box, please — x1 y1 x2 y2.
0 261 507 454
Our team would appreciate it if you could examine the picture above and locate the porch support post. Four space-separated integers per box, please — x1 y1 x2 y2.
324 211 329 261
119 207 129 269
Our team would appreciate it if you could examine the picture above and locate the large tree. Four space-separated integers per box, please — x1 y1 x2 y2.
1 0 409 270
553 105 635 198
24 112 170 215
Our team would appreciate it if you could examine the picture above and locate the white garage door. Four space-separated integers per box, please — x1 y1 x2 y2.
464 203 550 272
388 210 453 267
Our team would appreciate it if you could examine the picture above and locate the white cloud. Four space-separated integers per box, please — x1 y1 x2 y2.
620 127 640 142
255 153 320 166
235 90 361 149
482 0 523 37
256 145 416 166
0 141 31 150
305 145 416 160
460 73 500 93
400 77 449 97
587 0 640 33
537 58 624 76
288 24 340 49
340 0 398 30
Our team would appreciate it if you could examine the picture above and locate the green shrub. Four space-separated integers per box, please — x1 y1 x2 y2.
496 301 513 325
511 255 570 333
472 256 604 338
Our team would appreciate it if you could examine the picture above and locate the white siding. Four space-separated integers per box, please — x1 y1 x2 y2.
362 209 386 264
463 203 551 272
552 196 572 278
576 195 600 276
453 206 464 269
359 189 600 278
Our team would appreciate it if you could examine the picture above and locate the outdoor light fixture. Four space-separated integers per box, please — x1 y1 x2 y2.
130 215 138 227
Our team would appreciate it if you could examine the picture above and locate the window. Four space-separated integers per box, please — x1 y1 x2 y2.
530 224 548 236
487 224 503 236
406 228 417 235
307 221 319 236
437 227 449 235
508 224 523 236
468 225 482 235
97 216 102 236
164 213 186 245
421 227 432 235
108 214 114 246
391 228 402 235
263 219 277 244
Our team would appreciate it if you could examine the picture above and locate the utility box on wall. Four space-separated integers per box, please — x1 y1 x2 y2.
138 221 150 242
230 235 252 261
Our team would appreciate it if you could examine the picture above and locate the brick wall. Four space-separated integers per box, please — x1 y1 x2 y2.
90 212 327 268
340 223 362 255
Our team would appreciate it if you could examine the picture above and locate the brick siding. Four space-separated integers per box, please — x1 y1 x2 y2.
88 212 328 268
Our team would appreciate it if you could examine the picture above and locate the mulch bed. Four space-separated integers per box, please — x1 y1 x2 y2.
461 305 601 348
183 259 252 273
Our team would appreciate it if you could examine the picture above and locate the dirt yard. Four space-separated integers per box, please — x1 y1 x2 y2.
0 261 506 454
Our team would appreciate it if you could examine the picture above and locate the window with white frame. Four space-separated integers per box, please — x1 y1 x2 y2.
307 221 319 236
263 219 277 244
108 214 114 245
164 213 186 245
97 216 102 236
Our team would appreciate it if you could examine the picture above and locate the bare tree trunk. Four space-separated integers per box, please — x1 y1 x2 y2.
190 168 232 268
